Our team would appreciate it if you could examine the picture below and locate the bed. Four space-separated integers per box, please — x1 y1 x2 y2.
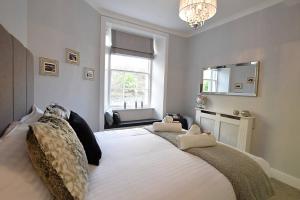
0 127 235 200
0 24 273 200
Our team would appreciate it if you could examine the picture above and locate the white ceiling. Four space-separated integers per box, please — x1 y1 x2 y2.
86 0 284 37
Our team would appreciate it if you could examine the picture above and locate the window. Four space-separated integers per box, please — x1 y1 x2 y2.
109 54 152 108
203 69 218 92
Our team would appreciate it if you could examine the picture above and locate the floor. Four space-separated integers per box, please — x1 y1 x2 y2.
270 178 300 200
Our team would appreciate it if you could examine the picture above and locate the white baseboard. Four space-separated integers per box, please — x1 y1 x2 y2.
270 168 300 190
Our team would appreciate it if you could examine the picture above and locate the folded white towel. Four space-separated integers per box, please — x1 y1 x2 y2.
176 134 217 150
162 116 173 123
152 122 182 132
186 124 201 135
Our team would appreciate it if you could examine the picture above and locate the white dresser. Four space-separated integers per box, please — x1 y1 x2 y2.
195 108 255 152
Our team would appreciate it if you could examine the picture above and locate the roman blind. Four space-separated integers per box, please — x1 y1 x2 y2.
111 30 154 59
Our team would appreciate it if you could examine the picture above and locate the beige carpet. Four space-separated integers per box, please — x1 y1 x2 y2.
269 178 300 200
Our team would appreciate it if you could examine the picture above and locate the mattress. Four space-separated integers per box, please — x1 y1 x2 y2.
0 127 236 200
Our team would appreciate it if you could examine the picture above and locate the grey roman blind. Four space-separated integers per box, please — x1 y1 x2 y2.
111 30 154 59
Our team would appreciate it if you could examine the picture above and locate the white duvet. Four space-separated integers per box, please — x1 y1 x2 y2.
0 126 236 200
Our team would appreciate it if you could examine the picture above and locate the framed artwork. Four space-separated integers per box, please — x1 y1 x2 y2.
234 83 243 89
66 48 80 65
83 67 95 80
39 57 59 76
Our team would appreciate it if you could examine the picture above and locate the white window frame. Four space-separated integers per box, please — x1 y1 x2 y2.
203 69 218 92
107 54 152 109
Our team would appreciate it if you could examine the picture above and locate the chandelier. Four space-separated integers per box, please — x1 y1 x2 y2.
179 0 217 29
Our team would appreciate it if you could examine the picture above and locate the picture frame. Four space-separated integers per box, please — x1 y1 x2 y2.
234 83 243 89
83 67 95 80
39 57 59 76
65 48 80 65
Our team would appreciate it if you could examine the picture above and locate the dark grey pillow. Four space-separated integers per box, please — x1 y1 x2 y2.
183 115 194 129
104 111 114 126
68 111 102 166
113 112 121 125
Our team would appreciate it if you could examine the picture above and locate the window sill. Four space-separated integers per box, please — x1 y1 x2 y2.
112 107 154 112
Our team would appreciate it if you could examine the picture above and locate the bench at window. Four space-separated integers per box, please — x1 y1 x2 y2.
117 119 161 128
104 110 161 129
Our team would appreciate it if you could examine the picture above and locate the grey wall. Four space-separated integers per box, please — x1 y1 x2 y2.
28 0 101 130
166 34 188 114
185 3 300 178
26 0 187 130
0 0 28 46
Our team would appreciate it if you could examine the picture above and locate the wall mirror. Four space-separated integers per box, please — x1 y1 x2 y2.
201 61 259 96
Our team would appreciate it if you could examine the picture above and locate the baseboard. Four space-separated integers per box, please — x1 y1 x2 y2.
270 168 300 190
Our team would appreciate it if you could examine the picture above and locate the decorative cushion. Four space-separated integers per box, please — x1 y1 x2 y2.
104 110 114 126
182 115 194 129
68 111 102 166
44 103 70 120
27 115 88 200
113 112 121 125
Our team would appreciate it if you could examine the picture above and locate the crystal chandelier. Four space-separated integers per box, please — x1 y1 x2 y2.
179 0 217 29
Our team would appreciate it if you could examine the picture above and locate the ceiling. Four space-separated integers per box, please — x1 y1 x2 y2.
86 0 284 37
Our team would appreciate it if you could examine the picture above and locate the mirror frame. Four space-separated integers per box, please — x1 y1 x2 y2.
201 61 260 97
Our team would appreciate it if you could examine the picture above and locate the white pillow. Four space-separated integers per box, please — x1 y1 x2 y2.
1 121 21 138
20 105 43 124
0 123 51 199
186 124 201 135
152 122 182 133
1 105 43 138
176 134 217 150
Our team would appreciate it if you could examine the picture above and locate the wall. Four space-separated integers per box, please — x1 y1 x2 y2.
166 34 188 114
0 0 28 46
27 0 101 131
27 0 185 130
151 36 168 119
185 3 300 178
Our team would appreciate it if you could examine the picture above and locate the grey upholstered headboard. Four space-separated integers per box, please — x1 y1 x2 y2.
0 24 34 136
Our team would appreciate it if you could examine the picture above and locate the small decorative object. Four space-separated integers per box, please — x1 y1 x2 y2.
247 77 255 84
233 110 240 116
123 102 126 109
135 101 137 109
196 94 208 109
39 57 59 76
234 83 243 89
141 101 143 108
83 67 95 80
66 48 80 65
241 110 251 117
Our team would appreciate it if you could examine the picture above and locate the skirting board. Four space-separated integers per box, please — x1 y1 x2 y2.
271 168 300 190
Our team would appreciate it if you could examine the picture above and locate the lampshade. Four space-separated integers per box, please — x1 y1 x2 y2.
179 0 217 29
